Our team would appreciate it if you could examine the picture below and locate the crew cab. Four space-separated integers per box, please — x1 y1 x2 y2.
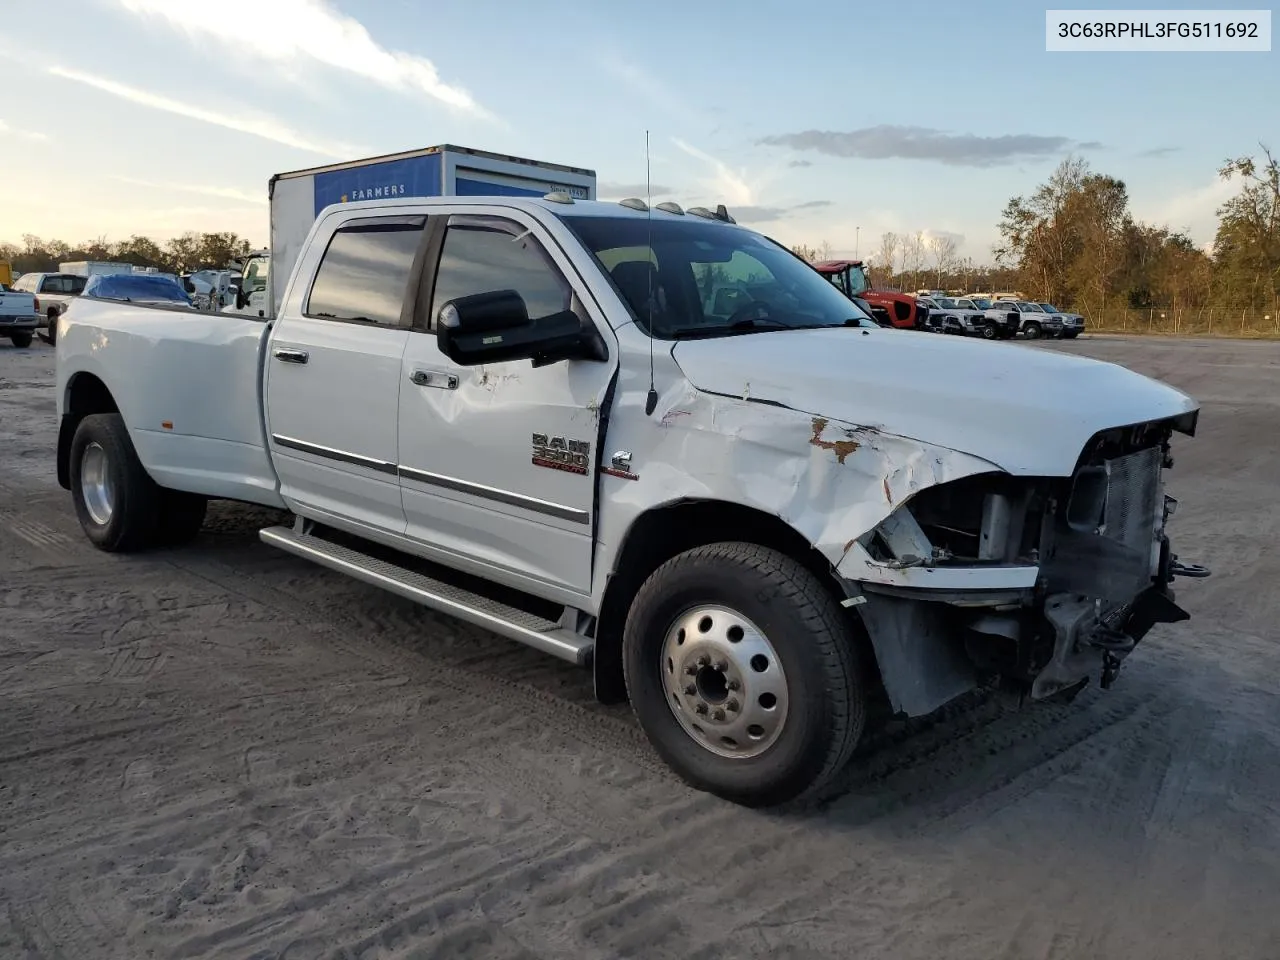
53 194 1210 807
0 282 39 347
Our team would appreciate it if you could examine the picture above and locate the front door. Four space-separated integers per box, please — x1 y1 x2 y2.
265 212 428 534
397 211 616 596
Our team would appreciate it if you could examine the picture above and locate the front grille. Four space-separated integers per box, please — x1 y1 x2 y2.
1100 446 1162 553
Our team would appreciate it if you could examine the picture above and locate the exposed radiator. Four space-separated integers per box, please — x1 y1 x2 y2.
1100 445 1162 555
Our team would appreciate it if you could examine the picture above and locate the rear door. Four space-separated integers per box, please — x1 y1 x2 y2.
264 211 430 534
395 208 617 596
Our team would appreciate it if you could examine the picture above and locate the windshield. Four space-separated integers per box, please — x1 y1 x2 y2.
935 297 958 308
1018 301 1044 312
956 299 977 309
970 297 993 309
84 273 192 304
560 215 874 338
1038 303 1059 313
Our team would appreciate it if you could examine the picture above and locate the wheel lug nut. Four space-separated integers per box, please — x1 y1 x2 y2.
713 708 726 721
685 665 698 676
684 684 697 696
727 679 741 692
696 655 711 668
714 660 728 672
695 703 708 715
727 699 739 712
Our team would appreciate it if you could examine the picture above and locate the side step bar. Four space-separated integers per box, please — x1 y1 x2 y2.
259 525 594 666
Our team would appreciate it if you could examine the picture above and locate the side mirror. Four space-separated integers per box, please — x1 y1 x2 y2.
436 289 605 368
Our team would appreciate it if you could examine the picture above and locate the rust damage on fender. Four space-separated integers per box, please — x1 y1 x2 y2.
809 417 860 464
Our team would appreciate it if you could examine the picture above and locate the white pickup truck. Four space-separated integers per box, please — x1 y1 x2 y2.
0 283 38 347
53 194 1210 806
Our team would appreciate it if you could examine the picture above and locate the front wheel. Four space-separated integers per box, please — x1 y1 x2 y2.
980 324 996 339
1023 321 1042 339
9 332 32 348
623 542 865 806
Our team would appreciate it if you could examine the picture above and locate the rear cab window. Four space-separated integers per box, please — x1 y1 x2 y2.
305 215 427 327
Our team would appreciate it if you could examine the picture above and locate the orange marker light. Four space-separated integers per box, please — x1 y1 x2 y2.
161 421 173 430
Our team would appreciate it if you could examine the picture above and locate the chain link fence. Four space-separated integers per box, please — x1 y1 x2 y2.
1082 305 1280 338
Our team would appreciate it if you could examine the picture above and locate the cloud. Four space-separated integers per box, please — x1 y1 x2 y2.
732 206 790 223
759 125 1079 167
591 53 700 126
599 181 675 199
0 119 48 142
113 0 490 118
788 159 813 168
730 201 835 224
1135 176 1238 244
48 66 361 157
1078 140 1105 150
672 138 755 205
1139 146 1180 158
110 176 266 205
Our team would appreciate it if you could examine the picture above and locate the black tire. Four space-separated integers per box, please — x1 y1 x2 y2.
10 332 32 348
69 413 160 552
1023 321 1042 339
980 323 996 339
45 309 58 345
1064 331 1080 339
622 542 865 807
156 489 208 546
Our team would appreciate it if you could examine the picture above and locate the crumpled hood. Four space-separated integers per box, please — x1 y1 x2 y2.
671 327 1198 476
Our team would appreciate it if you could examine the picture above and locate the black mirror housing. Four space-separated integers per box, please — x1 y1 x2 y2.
436 289 605 368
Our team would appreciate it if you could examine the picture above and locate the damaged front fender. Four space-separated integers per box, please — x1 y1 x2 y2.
595 371 1005 582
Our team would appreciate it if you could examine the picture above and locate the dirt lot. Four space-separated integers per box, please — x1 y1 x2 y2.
2 334 1279 959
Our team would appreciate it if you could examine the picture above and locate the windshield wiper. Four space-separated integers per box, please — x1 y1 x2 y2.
727 317 790 331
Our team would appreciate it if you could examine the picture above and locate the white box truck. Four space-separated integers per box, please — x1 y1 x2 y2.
60 261 136 278
233 144 597 318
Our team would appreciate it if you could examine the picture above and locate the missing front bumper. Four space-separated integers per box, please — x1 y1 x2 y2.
1029 584 1192 699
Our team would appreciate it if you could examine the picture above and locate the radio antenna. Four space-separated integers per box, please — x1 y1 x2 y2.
644 129 658 416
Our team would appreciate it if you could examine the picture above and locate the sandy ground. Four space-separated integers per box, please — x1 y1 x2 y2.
2 334 1279 959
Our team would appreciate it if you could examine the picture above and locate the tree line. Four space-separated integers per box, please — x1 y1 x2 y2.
793 144 1280 335
0 232 255 277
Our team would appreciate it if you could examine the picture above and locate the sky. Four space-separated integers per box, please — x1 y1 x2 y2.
0 0 1275 264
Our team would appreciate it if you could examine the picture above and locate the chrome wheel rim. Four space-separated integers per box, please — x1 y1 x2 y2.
661 605 789 759
80 442 114 526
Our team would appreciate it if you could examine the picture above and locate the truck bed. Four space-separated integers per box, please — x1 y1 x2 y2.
0 288 37 323
55 297 285 507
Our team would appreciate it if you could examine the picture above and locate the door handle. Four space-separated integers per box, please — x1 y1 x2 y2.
409 369 458 390
273 348 309 364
